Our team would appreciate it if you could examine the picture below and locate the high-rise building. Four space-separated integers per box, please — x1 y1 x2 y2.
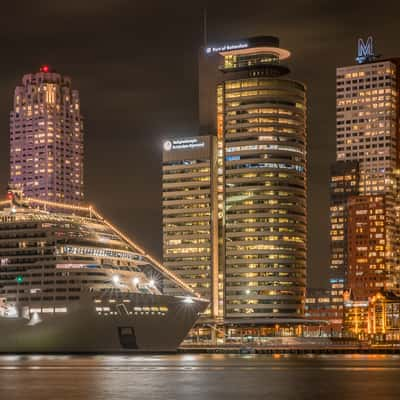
331 37 400 303
162 136 219 319
9 65 84 204
328 161 359 325
336 45 399 196
215 37 307 322
163 36 307 339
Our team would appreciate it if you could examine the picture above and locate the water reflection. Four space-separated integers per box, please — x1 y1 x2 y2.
0 354 399 399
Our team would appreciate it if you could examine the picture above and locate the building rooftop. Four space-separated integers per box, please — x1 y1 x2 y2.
206 35 290 60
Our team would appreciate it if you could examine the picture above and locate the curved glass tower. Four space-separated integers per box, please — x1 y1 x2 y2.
216 36 307 322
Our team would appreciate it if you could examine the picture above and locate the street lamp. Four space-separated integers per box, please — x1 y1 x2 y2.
16 275 23 316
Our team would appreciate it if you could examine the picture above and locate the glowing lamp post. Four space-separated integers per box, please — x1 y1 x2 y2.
16 275 23 315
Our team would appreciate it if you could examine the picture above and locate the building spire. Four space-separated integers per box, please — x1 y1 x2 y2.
202 7 208 47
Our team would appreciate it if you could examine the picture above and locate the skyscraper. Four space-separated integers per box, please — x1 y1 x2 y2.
336 41 399 196
216 36 307 323
163 36 307 340
162 136 219 319
331 37 400 303
9 65 84 204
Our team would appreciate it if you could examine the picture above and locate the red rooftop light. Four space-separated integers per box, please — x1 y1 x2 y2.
40 65 50 73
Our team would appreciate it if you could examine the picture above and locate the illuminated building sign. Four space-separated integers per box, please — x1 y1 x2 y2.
163 140 172 151
56 264 89 270
163 138 206 151
205 42 248 54
356 36 376 64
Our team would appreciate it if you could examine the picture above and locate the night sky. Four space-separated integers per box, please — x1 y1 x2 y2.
1 0 399 288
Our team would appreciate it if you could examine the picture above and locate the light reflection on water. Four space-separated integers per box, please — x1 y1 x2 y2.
0 354 399 399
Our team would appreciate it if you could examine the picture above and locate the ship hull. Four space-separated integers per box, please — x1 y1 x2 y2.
0 295 207 353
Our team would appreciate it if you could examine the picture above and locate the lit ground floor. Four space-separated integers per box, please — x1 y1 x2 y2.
184 318 400 346
184 318 329 345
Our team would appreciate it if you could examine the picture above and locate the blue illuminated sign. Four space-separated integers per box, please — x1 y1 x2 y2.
356 36 376 64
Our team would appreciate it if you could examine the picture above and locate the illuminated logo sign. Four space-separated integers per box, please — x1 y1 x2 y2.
205 42 249 54
356 36 375 64
163 138 206 151
163 140 172 151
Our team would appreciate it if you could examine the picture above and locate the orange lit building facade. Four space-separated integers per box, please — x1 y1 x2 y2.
368 291 400 343
347 195 395 300
343 290 400 343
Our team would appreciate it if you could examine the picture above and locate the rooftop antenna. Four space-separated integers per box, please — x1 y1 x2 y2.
203 7 208 47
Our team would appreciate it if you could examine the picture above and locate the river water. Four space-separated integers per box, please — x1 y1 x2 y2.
0 354 399 399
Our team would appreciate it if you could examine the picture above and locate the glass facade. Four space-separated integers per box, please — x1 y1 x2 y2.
328 161 360 324
221 78 307 318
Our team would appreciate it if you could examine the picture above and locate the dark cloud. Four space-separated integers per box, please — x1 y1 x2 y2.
0 0 399 288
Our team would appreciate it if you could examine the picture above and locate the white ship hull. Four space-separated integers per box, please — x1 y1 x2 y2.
0 294 208 353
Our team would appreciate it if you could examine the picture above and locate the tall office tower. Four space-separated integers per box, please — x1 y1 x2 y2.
9 65 84 204
328 161 359 326
212 36 307 323
162 136 219 319
336 39 399 195
334 37 400 300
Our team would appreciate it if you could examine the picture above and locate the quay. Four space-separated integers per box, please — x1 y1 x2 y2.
179 338 400 355
178 346 400 355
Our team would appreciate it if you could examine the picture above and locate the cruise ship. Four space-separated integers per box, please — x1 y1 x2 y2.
0 192 208 353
